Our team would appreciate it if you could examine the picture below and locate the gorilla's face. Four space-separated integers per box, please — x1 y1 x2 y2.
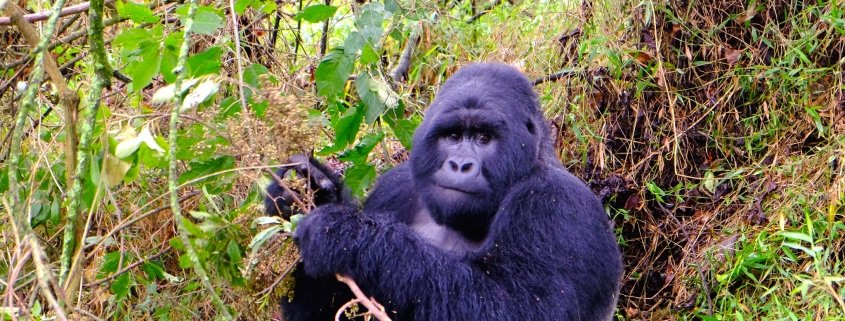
410 64 545 239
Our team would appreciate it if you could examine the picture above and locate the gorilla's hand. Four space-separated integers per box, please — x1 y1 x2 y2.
264 154 352 218
293 204 378 277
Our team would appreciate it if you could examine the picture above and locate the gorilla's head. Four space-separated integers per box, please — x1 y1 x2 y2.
410 63 550 240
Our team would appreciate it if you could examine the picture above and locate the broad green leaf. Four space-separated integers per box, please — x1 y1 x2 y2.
178 156 236 184
243 63 269 99
332 105 364 148
227 240 242 264
234 0 257 14
360 43 379 65
113 28 153 49
315 48 354 100
111 272 131 301
187 46 223 77
343 31 365 55
129 45 162 92
142 261 166 280
344 162 377 198
356 3 386 44
177 5 223 35
116 0 159 24
115 136 142 159
338 132 384 164
294 4 338 23
249 225 282 250
356 72 399 124
384 107 420 149
254 216 282 225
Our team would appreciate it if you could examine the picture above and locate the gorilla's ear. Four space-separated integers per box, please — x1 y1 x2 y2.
526 121 536 135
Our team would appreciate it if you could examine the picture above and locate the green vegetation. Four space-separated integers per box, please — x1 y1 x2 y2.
1 0 843 319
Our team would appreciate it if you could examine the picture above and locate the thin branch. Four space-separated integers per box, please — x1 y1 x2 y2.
88 248 170 287
3 0 68 236
335 274 392 321
532 69 579 86
319 0 331 57
0 0 114 26
59 0 112 295
168 0 233 318
467 0 503 24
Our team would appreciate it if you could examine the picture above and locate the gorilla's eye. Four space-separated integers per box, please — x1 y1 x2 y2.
477 133 491 145
447 132 461 142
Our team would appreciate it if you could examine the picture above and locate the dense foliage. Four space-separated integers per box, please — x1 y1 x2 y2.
0 0 843 320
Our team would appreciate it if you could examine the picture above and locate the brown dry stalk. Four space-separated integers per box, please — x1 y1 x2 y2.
335 274 393 321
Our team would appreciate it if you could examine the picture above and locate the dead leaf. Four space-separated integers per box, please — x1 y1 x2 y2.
725 47 742 65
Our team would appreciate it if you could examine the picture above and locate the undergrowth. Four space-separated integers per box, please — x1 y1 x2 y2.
0 0 843 320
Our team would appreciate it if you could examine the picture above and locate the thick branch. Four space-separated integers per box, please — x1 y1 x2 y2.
389 22 422 83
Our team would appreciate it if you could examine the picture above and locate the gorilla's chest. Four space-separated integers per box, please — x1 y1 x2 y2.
409 208 481 253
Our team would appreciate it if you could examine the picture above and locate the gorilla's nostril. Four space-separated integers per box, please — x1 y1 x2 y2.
461 163 473 173
449 160 459 171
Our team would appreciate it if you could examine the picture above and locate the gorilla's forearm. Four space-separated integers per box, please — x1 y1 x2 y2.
295 205 524 318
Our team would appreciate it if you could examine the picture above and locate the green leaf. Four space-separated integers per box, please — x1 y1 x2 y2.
332 105 364 148
343 31 365 55
142 261 166 280
99 251 123 277
344 162 377 197
356 3 386 44
179 156 236 184
338 132 384 164
177 5 223 35
315 48 354 100
384 109 419 149
243 63 269 100
294 4 338 23
234 0 257 14
111 273 131 301
360 43 379 65
356 72 399 124
117 0 159 24
226 240 242 264
113 28 153 50
129 45 162 92
249 225 282 250
187 46 223 77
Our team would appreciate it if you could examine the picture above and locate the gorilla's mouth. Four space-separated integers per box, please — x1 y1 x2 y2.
435 184 481 195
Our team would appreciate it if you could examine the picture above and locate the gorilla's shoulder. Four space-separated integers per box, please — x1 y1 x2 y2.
508 166 607 221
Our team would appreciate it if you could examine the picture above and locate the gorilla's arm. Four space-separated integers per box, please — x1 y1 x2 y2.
294 169 621 320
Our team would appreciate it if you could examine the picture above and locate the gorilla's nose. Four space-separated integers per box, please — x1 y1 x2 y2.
445 157 479 177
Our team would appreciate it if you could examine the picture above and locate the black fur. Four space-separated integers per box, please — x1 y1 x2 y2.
266 63 623 321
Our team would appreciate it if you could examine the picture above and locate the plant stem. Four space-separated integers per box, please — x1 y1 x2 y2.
168 0 233 319
59 0 113 297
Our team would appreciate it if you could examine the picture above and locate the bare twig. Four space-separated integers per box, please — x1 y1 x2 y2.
335 274 392 321
467 0 503 24
0 0 114 26
532 68 579 86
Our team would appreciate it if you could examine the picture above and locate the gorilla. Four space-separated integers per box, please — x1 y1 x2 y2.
265 63 623 321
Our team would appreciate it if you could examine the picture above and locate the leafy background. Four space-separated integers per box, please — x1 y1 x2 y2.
1 0 844 320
